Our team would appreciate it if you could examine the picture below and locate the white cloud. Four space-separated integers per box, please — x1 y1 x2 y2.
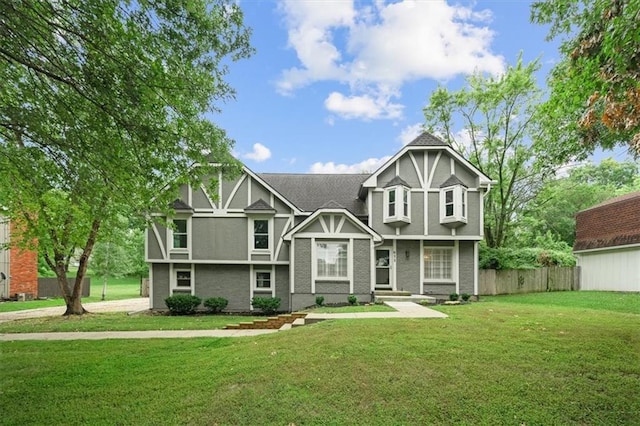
243 143 272 162
309 156 392 174
398 123 424 145
324 92 403 120
277 0 505 119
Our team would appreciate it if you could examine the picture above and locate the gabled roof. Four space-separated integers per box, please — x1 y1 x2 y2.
408 132 447 146
319 200 345 209
244 199 276 214
362 132 495 189
282 207 382 242
171 199 193 213
242 166 303 215
440 175 468 188
574 191 640 251
383 176 410 188
258 173 368 216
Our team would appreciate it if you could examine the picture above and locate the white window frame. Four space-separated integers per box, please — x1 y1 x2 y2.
255 270 272 289
315 240 349 281
439 185 467 224
250 217 272 253
423 247 454 282
170 264 194 295
169 217 191 252
383 186 411 224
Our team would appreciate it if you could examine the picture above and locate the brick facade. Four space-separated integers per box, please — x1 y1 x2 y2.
7 220 38 297
574 191 640 251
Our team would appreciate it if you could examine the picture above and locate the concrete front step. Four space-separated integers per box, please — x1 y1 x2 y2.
375 294 437 304
375 290 412 297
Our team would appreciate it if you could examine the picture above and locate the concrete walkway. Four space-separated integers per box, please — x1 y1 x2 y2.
0 298 447 341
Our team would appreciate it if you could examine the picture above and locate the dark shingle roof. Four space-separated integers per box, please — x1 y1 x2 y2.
440 175 468 188
408 132 447 146
171 199 193 212
258 173 368 216
244 198 276 213
383 176 410 188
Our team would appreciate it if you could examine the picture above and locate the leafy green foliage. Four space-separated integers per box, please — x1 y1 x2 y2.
0 1 252 314
164 295 202 316
203 297 228 314
424 56 551 248
251 297 281 315
347 295 358 305
449 293 459 302
460 293 471 302
479 244 576 270
531 0 640 156
315 295 325 306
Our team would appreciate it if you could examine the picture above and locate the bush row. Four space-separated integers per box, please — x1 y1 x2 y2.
164 295 283 316
479 246 576 270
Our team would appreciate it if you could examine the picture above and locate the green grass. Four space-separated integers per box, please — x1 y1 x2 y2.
0 275 140 313
0 312 261 333
304 303 396 313
1 292 639 425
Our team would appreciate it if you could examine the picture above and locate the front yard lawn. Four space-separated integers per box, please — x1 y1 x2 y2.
1 292 638 425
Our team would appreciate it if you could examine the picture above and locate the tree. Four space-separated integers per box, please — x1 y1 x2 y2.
0 1 252 314
424 57 550 248
531 0 640 157
518 158 639 246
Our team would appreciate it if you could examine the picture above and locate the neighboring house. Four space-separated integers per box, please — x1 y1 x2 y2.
146 133 495 311
574 191 640 292
0 217 38 299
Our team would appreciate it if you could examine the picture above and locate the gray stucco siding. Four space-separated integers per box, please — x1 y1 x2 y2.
191 217 248 261
430 153 454 189
378 166 398 189
397 154 421 187
453 192 481 236
427 193 451 235
395 240 421 294
251 180 272 205
452 164 477 188
192 186 213 210
151 264 170 309
274 218 291 261
226 177 248 210
147 228 163 260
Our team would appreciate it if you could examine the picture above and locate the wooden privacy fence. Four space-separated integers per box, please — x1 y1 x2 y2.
479 267 580 296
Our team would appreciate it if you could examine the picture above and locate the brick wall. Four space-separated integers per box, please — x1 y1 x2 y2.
575 192 640 251
9 220 38 297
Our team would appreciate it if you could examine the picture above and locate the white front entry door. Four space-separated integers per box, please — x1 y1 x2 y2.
375 248 393 290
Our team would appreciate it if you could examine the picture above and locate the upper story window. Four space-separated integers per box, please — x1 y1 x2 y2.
383 176 411 225
439 175 468 226
171 218 189 250
253 219 270 250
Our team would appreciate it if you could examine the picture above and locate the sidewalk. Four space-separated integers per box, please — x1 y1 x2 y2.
0 298 447 341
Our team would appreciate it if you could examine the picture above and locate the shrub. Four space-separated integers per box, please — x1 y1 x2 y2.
460 293 471 302
164 294 202 315
348 294 358 305
203 297 228 313
315 295 325 306
449 293 459 301
251 297 281 315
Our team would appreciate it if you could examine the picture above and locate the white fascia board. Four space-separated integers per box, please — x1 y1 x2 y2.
283 208 382 243
573 242 640 254
242 166 304 215
362 144 495 189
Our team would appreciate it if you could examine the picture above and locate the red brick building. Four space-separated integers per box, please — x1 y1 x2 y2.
574 191 640 291
0 218 38 299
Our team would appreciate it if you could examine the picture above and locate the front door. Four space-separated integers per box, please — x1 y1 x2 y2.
375 248 393 290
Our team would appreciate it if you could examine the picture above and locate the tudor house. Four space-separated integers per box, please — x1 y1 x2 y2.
146 133 495 311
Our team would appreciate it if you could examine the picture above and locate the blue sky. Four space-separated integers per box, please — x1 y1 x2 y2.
214 0 628 174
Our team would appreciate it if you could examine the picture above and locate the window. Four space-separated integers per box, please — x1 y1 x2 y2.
173 269 192 294
255 271 271 289
172 219 188 249
424 247 453 281
253 219 269 250
384 186 410 224
440 185 467 224
316 241 348 279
